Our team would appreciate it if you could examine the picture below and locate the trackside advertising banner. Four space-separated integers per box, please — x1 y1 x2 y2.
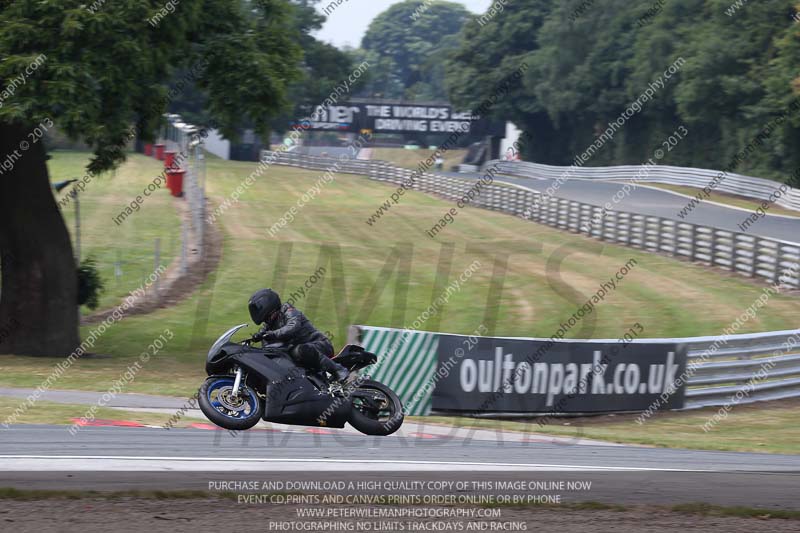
432 335 688 414
293 102 505 136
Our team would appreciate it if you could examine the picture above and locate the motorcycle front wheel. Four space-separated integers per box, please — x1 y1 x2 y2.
198 375 263 430
348 379 404 436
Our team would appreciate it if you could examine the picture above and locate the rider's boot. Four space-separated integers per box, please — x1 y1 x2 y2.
294 344 350 383
319 355 350 383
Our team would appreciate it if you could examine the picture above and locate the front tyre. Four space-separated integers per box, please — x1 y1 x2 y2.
349 379 404 436
198 376 263 431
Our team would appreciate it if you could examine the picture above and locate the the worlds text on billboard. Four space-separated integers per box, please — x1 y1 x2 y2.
432 335 688 414
293 102 505 136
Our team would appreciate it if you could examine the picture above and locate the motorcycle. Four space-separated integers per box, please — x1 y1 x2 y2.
197 324 404 436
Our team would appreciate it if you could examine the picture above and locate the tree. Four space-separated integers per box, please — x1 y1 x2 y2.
349 49 405 100
360 0 470 100
162 1 354 135
445 0 556 160
268 0 356 134
670 0 799 175
445 0 800 178
0 0 302 356
762 2 800 184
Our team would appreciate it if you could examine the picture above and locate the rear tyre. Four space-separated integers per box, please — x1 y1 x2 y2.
348 379 404 436
198 375 263 431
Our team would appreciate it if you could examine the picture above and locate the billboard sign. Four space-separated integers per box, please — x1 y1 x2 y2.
432 335 688 414
293 102 503 136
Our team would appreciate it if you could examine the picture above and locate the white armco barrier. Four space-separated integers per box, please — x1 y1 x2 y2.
486 160 800 212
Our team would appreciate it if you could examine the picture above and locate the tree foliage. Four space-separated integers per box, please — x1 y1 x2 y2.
445 0 800 181
360 0 470 100
0 0 303 173
77 258 104 311
269 0 356 133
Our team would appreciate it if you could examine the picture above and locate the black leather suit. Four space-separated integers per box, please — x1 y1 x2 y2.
258 304 334 371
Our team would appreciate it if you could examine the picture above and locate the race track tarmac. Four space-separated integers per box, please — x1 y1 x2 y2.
1 424 798 509
455 171 800 243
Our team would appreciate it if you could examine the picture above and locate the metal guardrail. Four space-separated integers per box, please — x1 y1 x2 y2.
263 151 800 290
486 160 800 211
680 329 800 408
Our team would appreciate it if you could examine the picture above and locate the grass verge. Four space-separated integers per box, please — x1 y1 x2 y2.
0 396 203 428
0 488 797 520
413 398 800 455
371 147 467 171
671 502 800 520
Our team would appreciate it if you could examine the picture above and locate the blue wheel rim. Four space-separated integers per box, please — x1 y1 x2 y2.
206 377 258 420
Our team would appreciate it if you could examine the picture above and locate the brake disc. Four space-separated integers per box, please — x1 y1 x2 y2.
215 386 248 413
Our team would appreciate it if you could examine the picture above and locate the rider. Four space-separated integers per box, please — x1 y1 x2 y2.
248 288 350 382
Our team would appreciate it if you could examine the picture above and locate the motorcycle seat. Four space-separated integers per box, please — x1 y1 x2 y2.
332 344 377 370
334 344 365 358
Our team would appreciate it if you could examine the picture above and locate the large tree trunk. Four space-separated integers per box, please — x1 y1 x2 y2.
0 121 79 356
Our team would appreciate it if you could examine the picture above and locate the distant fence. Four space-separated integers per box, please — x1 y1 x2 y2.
162 115 207 262
487 160 800 212
263 151 800 290
351 325 800 414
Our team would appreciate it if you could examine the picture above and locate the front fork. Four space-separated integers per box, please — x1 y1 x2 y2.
231 366 243 398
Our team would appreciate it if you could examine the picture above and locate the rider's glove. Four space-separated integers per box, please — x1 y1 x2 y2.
259 330 277 342
252 328 267 342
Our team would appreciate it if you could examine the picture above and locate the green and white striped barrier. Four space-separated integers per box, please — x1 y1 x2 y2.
357 326 439 416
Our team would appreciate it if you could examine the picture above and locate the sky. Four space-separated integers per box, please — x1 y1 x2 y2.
314 0 493 49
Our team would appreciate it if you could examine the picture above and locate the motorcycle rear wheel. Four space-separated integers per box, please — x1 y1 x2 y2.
198 376 263 431
348 379 404 436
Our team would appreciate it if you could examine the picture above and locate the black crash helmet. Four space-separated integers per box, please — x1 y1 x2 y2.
248 288 281 324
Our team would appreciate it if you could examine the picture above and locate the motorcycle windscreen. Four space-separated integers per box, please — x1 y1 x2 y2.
207 324 249 361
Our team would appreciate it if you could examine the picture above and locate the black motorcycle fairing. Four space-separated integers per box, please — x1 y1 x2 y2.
206 341 252 374
229 352 350 428
229 350 299 390
263 377 350 428
206 342 289 375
